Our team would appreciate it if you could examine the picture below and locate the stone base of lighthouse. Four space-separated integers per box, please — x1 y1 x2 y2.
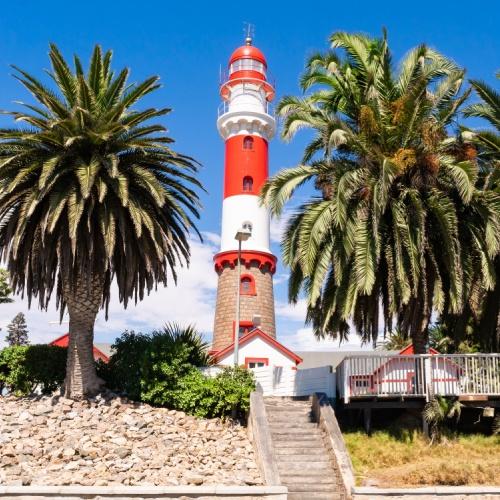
212 255 276 352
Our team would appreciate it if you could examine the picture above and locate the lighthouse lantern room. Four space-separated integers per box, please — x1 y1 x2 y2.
211 35 302 370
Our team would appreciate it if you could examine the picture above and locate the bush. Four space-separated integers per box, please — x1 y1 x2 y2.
102 324 255 419
0 344 67 395
155 366 255 419
99 330 150 400
104 324 210 400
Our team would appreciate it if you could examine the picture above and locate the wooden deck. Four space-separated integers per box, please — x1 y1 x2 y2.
337 353 500 405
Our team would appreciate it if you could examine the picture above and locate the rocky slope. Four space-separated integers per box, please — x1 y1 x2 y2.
0 393 262 487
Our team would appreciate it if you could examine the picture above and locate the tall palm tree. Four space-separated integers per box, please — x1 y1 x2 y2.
262 31 500 353
423 395 462 443
462 75 500 350
0 45 203 398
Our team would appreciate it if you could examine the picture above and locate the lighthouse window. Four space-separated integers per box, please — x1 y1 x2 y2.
230 60 266 75
243 176 254 192
240 275 256 295
243 136 254 150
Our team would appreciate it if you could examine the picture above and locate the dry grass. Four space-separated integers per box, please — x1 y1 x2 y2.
343 430 500 487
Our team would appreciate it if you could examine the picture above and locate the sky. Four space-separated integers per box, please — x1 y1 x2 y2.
0 0 498 350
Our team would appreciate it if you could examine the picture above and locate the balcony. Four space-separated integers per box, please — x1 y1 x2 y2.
337 353 500 404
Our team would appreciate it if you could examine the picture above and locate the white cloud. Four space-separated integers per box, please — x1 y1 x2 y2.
270 213 289 244
0 237 219 348
273 273 289 286
201 231 221 247
275 298 308 322
281 327 373 352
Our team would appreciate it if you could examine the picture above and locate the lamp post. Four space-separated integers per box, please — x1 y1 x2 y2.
234 225 252 366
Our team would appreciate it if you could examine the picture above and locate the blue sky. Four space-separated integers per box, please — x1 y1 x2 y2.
0 0 498 350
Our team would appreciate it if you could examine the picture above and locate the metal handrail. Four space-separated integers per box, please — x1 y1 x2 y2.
217 101 275 118
337 353 500 403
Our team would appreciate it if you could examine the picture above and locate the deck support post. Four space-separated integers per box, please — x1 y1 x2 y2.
363 408 372 435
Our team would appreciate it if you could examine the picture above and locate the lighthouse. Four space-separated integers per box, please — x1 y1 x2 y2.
211 36 302 369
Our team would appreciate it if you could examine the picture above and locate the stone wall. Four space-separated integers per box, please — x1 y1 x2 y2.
212 262 275 352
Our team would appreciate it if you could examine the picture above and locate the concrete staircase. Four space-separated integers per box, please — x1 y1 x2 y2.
265 397 346 500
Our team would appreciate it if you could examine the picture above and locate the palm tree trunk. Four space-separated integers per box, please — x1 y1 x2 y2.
411 269 433 354
412 324 428 354
63 271 104 399
478 257 500 352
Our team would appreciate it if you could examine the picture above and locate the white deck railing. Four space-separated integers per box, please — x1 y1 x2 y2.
337 353 500 403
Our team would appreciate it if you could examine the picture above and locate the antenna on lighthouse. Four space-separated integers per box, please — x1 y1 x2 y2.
243 22 255 45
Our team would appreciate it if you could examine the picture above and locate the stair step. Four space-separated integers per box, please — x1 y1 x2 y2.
277 455 332 463
280 468 336 477
288 493 345 500
267 412 312 419
272 434 322 442
265 405 311 411
267 408 311 411
268 421 314 427
266 411 312 418
269 423 318 430
287 483 339 493
275 447 325 456
278 462 333 471
272 430 321 436
271 430 321 438
280 475 339 485
274 440 323 448
272 433 322 443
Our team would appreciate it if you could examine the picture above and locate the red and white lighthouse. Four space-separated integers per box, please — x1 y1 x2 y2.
211 36 278 353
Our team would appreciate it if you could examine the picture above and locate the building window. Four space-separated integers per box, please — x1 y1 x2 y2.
234 320 254 339
355 380 369 388
240 274 256 295
245 357 269 369
243 136 254 150
243 176 253 192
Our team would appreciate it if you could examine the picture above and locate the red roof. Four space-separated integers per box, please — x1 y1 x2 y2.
229 45 267 67
398 344 440 355
368 343 461 380
212 328 302 365
49 333 110 363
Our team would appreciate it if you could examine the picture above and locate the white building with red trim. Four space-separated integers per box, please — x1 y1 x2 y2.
347 344 462 396
210 36 301 370
212 328 302 369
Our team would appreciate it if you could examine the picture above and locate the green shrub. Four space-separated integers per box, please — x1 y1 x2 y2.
156 366 255 419
100 330 150 399
0 344 67 395
104 324 210 399
103 324 255 418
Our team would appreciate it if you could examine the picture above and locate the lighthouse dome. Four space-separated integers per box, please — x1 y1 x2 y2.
229 45 267 68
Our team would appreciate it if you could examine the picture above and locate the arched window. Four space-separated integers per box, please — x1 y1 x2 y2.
243 176 253 192
240 274 256 295
243 136 254 150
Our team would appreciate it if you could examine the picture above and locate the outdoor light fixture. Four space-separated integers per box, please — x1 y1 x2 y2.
234 224 252 366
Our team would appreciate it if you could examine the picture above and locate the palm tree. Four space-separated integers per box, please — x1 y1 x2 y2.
0 45 202 398
423 395 462 443
464 74 500 164
152 322 211 367
262 31 500 353
462 75 500 351
383 330 410 351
